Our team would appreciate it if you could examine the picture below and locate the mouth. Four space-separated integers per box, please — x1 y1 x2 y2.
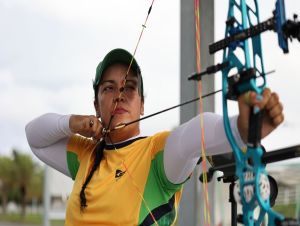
112 107 128 115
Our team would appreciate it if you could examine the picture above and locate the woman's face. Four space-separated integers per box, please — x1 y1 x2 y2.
95 63 144 139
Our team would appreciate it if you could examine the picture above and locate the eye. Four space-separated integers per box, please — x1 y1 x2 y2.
124 84 136 92
102 85 114 93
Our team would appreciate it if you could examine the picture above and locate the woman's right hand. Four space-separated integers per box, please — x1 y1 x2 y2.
69 115 103 140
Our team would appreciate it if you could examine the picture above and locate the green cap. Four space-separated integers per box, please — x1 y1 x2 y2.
93 48 143 97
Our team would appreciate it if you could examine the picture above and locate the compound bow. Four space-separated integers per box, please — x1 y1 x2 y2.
198 0 300 225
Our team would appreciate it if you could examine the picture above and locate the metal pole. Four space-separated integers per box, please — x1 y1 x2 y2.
296 184 300 220
43 165 50 226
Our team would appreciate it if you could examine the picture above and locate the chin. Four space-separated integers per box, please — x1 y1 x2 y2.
110 125 139 141
110 116 130 128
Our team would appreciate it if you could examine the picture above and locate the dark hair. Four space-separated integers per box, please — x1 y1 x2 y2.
79 140 106 211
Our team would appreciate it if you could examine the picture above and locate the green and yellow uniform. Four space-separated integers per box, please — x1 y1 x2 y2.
65 131 183 226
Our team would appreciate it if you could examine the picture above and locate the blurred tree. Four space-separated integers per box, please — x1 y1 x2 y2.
0 156 15 214
28 164 44 204
12 150 34 218
1 151 43 217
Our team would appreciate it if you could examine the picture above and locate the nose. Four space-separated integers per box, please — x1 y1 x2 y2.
113 87 125 103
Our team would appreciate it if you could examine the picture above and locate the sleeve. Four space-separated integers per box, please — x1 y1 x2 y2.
164 112 245 184
25 113 73 177
26 113 96 180
25 113 72 176
149 132 183 192
66 135 96 180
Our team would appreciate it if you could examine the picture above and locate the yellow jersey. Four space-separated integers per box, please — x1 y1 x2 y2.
65 131 183 226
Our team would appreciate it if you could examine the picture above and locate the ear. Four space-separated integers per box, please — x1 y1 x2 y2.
140 100 144 116
94 100 101 118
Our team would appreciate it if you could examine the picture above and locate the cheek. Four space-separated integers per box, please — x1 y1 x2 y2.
97 95 107 115
99 95 114 116
133 100 144 115
99 100 106 114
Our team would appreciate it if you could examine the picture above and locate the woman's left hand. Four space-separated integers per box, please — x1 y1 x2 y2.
237 88 284 143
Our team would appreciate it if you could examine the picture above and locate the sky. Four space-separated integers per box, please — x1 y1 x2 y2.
0 0 300 166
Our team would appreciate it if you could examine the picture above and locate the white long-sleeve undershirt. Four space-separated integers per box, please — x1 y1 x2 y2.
25 113 72 177
164 112 244 184
25 112 245 183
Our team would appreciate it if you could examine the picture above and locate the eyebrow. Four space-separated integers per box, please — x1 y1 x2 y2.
100 80 116 86
100 78 138 86
125 79 138 86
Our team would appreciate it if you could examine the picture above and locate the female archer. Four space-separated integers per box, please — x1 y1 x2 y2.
25 48 284 226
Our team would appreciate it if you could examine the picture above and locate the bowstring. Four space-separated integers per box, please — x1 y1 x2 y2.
122 161 159 226
104 0 155 134
103 1 158 225
102 1 217 225
194 0 211 225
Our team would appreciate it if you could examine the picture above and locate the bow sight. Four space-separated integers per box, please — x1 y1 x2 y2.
209 0 300 54
189 0 300 82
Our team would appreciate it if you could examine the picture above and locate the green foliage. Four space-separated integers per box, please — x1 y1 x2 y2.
0 156 15 190
12 150 34 183
273 203 297 218
0 213 42 224
0 213 65 226
0 150 43 215
27 166 44 203
0 156 15 213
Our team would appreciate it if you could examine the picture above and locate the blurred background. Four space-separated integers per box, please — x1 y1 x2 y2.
0 0 299 225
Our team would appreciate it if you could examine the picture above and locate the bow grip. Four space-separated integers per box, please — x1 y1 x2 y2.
248 106 264 148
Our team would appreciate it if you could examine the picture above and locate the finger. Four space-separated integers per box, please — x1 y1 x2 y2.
93 121 103 140
238 91 255 107
87 116 96 130
268 102 284 119
89 116 98 130
272 113 284 127
240 90 262 106
89 119 94 128
243 91 252 105
87 116 99 137
251 88 271 110
265 92 280 111
259 88 271 107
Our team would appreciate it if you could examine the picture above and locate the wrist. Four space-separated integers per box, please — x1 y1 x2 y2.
69 115 79 134
57 114 73 136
